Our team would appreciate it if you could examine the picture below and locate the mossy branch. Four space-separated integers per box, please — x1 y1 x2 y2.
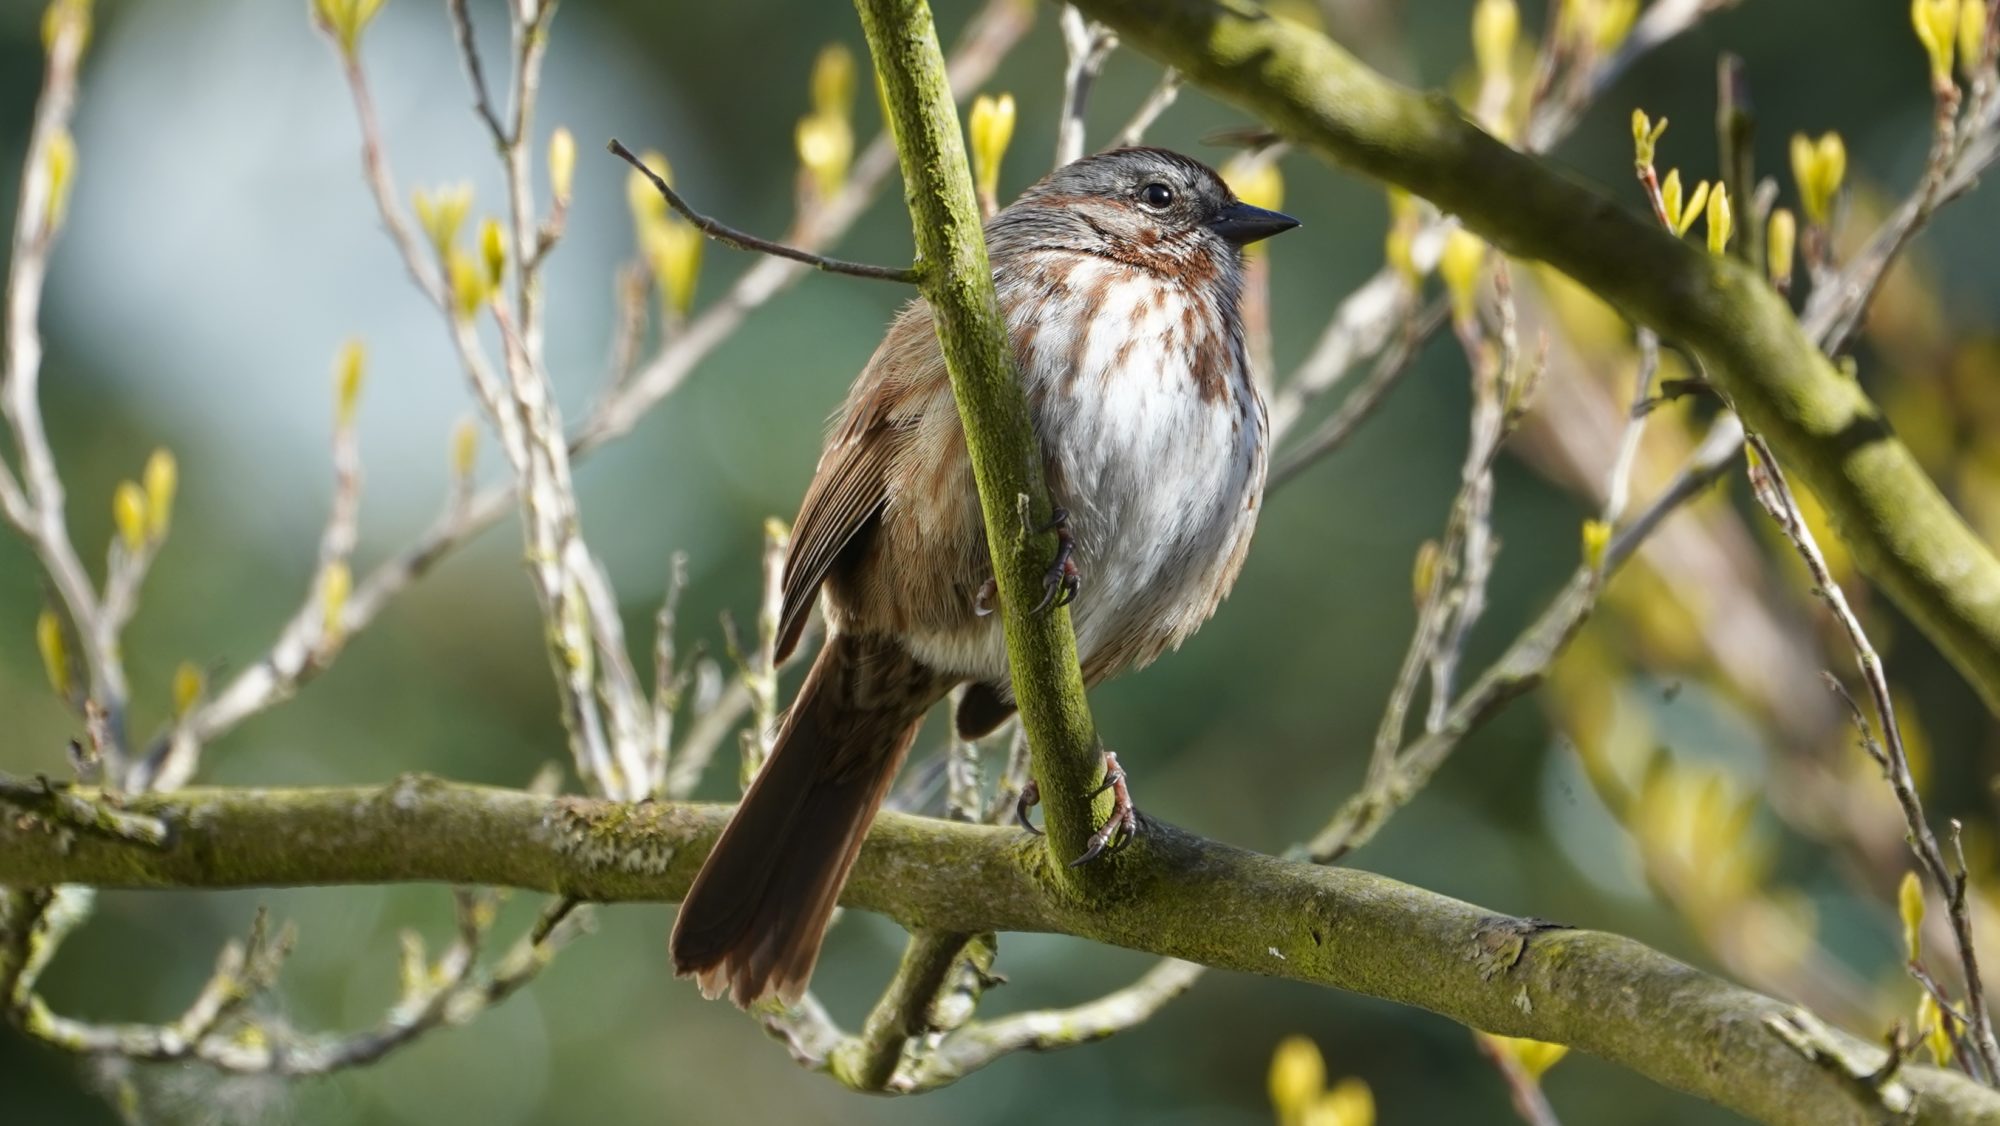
3 779 1999 1125
1072 0 2000 713
851 0 1110 877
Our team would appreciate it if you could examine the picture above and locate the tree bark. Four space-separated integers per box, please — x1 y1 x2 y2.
2 780 1996 1126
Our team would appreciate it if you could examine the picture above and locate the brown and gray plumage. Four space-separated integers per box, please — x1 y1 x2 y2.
671 147 1298 1007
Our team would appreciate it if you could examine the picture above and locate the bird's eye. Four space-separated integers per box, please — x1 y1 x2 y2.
1140 182 1174 208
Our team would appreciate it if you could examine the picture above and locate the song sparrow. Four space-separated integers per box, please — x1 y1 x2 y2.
671 147 1297 1007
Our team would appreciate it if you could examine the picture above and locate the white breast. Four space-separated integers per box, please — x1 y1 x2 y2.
1019 258 1266 675
899 255 1266 687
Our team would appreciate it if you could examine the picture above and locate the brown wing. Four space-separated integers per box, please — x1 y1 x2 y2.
774 303 942 661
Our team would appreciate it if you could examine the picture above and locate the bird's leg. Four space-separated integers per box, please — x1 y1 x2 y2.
1070 750 1139 866
1032 506 1082 613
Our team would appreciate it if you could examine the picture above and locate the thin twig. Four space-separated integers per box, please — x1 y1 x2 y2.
3 6 131 761
445 0 509 146
1743 433 2000 1079
1111 68 1181 148
1268 299 1446 487
1308 416 1743 861
608 140 919 284
828 930 976 1090
901 958 1205 1091
1055 6 1117 166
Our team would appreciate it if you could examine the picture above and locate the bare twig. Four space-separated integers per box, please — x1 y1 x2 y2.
445 0 509 146
828 930 978 1090
1743 433 2000 1079
183 2 1029 762
1802 52 2000 354
3 6 132 761
1308 416 1743 861
1055 6 1118 166
901 958 1205 1091
1269 299 1446 488
608 140 919 284
1111 68 1181 148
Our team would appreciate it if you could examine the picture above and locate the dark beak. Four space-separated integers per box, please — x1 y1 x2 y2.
1208 201 1300 246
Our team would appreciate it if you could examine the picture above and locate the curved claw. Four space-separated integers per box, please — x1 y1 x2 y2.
1032 563 1081 614
1031 508 1082 615
1014 780 1044 836
1068 811 1138 867
1067 750 1138 867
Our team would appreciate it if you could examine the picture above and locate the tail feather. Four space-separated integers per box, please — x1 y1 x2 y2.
671 633 948 1007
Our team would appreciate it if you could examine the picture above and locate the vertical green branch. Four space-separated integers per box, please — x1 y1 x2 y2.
851 0 1110 881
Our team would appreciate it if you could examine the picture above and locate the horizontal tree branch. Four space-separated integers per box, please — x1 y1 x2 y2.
1073 0 2000 713
3 780 1997 1125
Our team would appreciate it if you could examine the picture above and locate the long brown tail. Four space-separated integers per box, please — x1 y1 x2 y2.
670 632 950 1007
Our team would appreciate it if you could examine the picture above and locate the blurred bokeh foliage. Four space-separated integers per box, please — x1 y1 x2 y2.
4 0 2000 1122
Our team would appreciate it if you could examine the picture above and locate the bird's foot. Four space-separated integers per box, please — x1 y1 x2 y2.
1070 750 1139 867
1032 507 1081 614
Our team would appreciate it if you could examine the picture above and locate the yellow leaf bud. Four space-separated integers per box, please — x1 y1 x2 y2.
811 44 857 121
320 559 353 644
1473 0 1520 82
36 608 69 699
626 150 671 232
1479 1031 1571 1082
1661 170 1710 237
43 128 77 234
1767 207 1797 290
412 182 472 256
479 216 506 288
1270 1035 1326 1123
1961 0 1989 80
171 660 204 719
1582 518 1612 569
1900 869 1925 960
112 480 147 553
447 249 490 320
1412 539 1441 606
1313 1077 1375 1126
1630 109 1668 170
1705 182 1733 256
1439 228 1487 324
1590 0 1639 54
968 93 1018 202
548 127 576 204
1918 991 1957 1066
1790 133 1846 227
42 0 93 56
143 448 177 540
796 112 854 200
451 418 479 481
334 338 366 429
313 0 387 59
646 222 703 319
1913 0 1959 88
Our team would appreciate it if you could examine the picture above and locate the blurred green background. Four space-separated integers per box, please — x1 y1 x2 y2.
4 0 1996 1123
